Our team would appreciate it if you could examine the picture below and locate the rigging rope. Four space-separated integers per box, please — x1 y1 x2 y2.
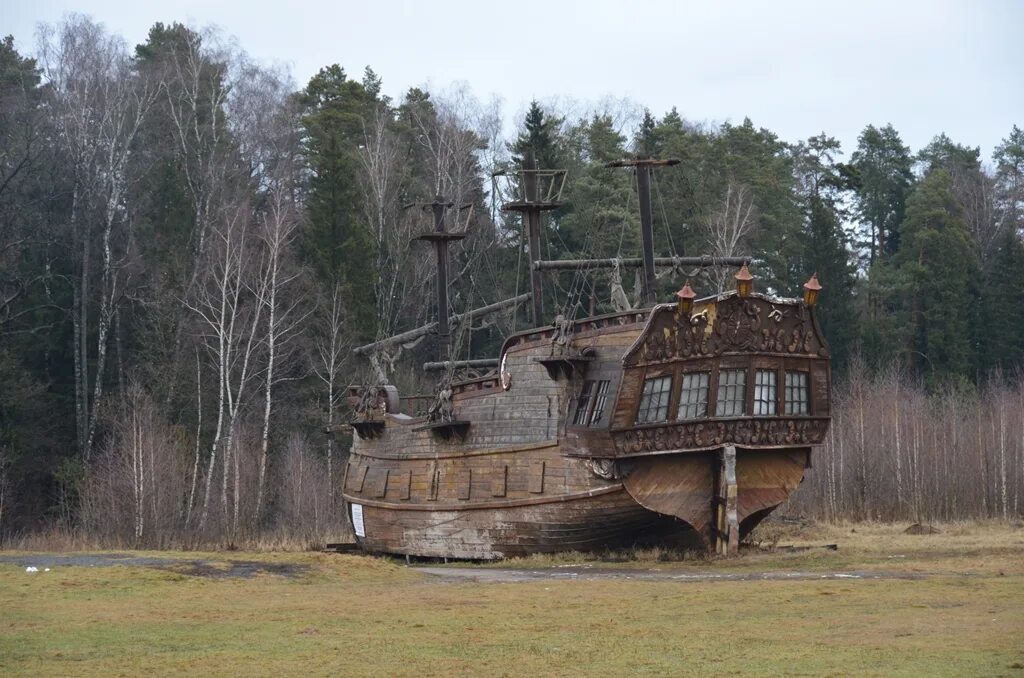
652 171 678 259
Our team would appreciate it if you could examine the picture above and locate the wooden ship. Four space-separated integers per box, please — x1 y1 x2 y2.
341 156 831 559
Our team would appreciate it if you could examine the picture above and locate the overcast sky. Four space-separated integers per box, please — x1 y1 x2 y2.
5 0 1022 162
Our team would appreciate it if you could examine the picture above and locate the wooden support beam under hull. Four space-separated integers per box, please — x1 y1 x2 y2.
714 446 739 556
621 448 811 549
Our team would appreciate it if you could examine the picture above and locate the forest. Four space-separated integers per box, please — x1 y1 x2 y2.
1 16 1022 546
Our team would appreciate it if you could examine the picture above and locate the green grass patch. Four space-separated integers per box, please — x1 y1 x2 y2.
1 527 1023 676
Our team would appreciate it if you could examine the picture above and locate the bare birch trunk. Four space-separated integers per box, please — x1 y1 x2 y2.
186 351 202 525
999 400 1008 521
77 208 90 457
85 201 119 457
894 382 903 510
979 408 988 517
255 253 279 520
857 385 867 519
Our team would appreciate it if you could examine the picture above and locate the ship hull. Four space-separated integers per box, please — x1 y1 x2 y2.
342 444 809 559
347 487 695 560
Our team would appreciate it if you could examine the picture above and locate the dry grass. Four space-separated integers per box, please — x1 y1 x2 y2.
1 522 1023 676
490 519 1024 577
2 526 352 553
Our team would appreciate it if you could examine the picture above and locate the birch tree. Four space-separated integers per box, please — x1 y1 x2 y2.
186 201 264 534
136 24 236 413
314 284 349 507
39 16 156 458
230 60 307 522
703 181 757 292
359 103 410 342
405 88 503 337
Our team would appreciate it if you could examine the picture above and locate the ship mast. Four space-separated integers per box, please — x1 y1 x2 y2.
528 157 749 307
500 149 566 325
411 196 465 361
353 156 750 362
605 157 680 306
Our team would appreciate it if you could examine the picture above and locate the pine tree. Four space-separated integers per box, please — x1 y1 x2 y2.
918 133 981 175
133 23 217 289
298 65 379 340
993 126 1024 238
850 124 914 263
894 170 978 384
509 100 565 171
650 109 712 259
793 134 857 373
713 118 802 293
977 228 1024 373
633 108 658 157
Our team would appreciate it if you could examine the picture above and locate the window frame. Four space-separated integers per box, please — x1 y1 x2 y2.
572 380 596 426
715 368 748 417
753 368 778 416
635 374 674 424
677 370 711 421
784 369 811 415
589 379 612 426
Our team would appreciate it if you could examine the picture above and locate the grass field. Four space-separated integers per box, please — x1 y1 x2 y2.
1 522 1022 677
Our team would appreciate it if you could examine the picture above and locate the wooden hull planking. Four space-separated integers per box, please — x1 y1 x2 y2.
349 487 690 560
343 441 810 559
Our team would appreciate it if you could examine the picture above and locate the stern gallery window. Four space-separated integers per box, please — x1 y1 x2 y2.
716 369 747 417
636 375 672 424
754 369 777 415
677 372 710 420
785 371 810 415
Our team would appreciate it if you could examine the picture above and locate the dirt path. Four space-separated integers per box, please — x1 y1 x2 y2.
414 565 930 583
0 553 308 578
0 553 962 584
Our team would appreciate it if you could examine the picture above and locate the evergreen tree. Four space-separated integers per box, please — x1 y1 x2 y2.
894 170 978 384
993 126 1024 238
713 118 802 293
849 124 914 263
633 108 658 157
661 107 684 134
651 110 714 259
133 23 220 290
298 65 378 340
509 100 565 171
793 134 857 372
558 115 637 260
0 35 72 530
919 133 1001 264
977 227 1024 373
918 133 981 175
361 66 384 102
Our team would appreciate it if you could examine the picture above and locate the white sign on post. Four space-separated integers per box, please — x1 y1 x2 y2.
351 503 365 538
